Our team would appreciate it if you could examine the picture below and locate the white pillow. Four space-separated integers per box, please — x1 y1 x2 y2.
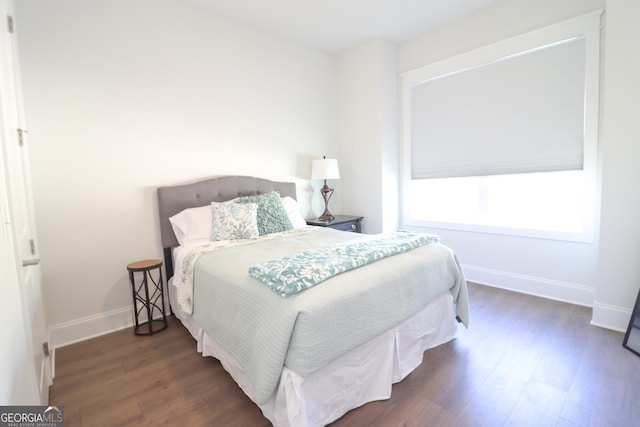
210 201 259 241
169 205 212 245
281 196 307 228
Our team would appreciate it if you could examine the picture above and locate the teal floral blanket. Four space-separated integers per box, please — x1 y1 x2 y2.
248 231 440 296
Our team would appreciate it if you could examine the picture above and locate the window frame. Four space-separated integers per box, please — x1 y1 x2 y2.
400 11 602 243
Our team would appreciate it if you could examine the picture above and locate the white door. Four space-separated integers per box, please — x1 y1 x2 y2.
0 0 51 404
0 102 40 405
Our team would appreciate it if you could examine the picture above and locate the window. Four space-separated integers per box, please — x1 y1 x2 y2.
408 171 587 234
401 11 601 242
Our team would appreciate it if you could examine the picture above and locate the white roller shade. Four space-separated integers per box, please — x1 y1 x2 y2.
411 37 586 179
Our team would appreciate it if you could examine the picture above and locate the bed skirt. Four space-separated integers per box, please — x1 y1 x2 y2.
170 282 457 427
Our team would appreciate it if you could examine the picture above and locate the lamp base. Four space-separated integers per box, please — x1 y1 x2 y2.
319 183 335 221
318 212 335 221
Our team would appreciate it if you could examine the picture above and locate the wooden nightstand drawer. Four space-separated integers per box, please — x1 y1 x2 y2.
306 215 363 233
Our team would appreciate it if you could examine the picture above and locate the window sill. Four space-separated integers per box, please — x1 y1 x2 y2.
402 218 595 244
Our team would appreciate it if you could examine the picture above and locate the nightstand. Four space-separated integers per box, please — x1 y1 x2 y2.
127 259 167 335
306 215 363 233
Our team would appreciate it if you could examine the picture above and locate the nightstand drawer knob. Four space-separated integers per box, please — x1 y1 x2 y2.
351 224 356 230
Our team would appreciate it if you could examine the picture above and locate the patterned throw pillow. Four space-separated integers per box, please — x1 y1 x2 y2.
236 191 293 236
210 201 259 241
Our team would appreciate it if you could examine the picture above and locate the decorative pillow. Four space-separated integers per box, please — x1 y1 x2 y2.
210 202 259 241
169 205 213 245
236 192 293 235
281 196 307 228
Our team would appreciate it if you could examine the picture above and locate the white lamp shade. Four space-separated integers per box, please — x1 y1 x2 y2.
311 158 340 180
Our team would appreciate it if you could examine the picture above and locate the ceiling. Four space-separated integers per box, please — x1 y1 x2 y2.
183 0 498 53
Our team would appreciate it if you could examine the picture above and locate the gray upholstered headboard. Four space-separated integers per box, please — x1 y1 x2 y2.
157 175 296 249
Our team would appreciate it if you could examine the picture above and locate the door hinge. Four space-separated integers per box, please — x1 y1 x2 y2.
30 239 36 255
43 342 50 358
7 15 13 34
17 128 27 146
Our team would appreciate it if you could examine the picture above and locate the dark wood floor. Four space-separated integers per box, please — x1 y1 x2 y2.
50 283 640 426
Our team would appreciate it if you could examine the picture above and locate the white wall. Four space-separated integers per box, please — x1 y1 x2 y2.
337 38 399 234
15 0 338 346
397 0 640 331
594 0 640 329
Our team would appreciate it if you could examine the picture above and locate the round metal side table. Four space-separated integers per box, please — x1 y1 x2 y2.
127 259 167 335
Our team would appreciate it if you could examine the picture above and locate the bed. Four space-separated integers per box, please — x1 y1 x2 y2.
157 175 468 427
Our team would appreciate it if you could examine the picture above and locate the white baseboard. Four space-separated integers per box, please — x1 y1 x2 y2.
49 306 134 350
49 267 630 352
464 264 597 307
464 264 632 332
591 301 631 333
50 292 172 351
